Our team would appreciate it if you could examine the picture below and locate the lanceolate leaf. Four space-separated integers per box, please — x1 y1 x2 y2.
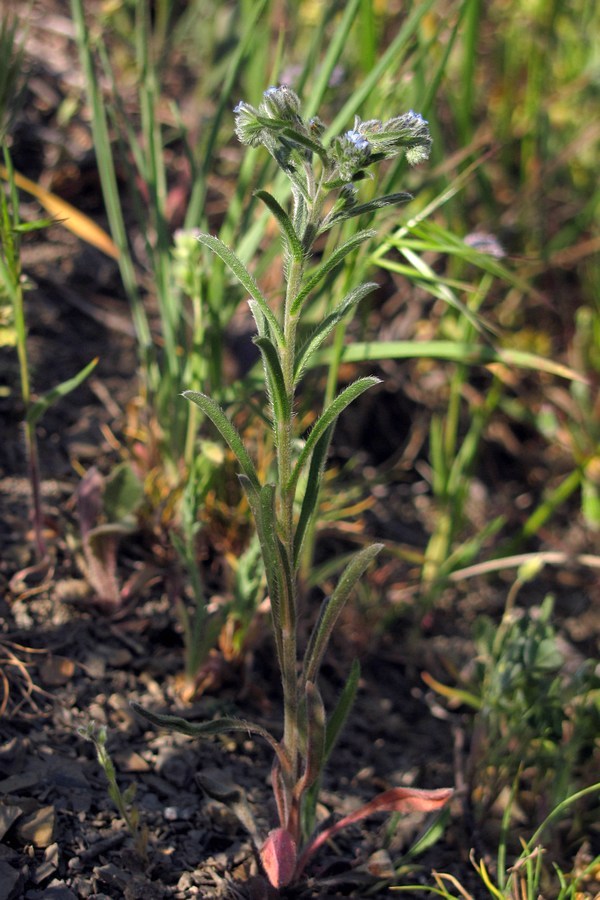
296 681 325 794
183 391 260 493
237 476 284 672
295 786 453 879
247 299 266 337
293 282 378 383
293 423 334 567
290 229 375 316
303 543 383 684
259 484 296 635
131 702 292 776
281 126 328 162
196 232 285 347
327 191 412 227
287 376 381 495
255 189 304 262
254 336 290 423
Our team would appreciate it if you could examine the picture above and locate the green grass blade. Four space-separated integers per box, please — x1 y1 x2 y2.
184 0 269 230
326 0 438 137
302 0 363 120
26 357 99 425
324 657 361 761
310 340 585 382
70 0 152 365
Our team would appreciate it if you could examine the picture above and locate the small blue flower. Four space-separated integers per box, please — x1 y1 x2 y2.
345 130 371 153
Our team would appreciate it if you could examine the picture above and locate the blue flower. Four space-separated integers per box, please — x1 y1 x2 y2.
344 130 371 153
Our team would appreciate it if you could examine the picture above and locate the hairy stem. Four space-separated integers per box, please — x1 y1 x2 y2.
278 250 305 782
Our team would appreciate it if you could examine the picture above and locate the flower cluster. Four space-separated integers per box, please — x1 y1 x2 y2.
234 85 314 171
233 85 432 186
345 111 433 165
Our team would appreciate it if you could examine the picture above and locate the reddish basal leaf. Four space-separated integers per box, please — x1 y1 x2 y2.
296 785 453 878
260 827 297 888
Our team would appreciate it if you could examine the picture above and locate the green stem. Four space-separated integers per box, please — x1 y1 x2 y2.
278 252 304 779
2 154 46 559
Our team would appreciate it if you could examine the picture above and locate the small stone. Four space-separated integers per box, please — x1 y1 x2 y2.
16 805 55 848
39 655 75 687
87 701 108 724
0 772 39 793
113 751 149 773
0 805 23 841
38 880 77 900
108 648 133 668
69 876 92 898
156 750 192 788
94 863 129 889
177 872 194 891
83 652 106 679
365 848 394 878
0 860 20 900
33 842 59 883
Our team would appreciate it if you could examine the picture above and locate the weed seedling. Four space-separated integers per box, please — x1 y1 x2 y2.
133 86 452 887
78 721 149 862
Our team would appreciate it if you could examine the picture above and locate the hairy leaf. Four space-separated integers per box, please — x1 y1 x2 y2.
131 701 292 775
183 391 260 493
254 335 290 423
294 282 378 383
293 423 333 568
255 189 304 262
290 229 375 316
287 377 381 495
303 544 383 683
196 232 284 346
326 191 412 228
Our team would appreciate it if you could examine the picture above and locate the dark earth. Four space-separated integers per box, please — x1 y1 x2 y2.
1 3 599 899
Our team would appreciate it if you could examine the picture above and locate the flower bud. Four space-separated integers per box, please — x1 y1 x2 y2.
260 84 302 121
354 111 432 165
233 100 264 146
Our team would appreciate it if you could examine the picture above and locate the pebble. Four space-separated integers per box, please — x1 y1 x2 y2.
32 841 59 883
16 806 55 848
26 881 77 900
112 750 149 773
0 860 20 900
0 805 23 841
39 655 76 687
83 652 106 679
